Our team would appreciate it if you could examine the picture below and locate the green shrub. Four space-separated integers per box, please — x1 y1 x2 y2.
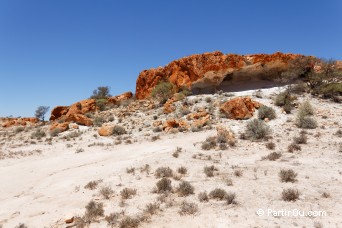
94 116 105 127
258 105 276 120
245 119 271 140
274 91 295 107
296 116 317 129
112 125 126 135
31 129 46 139
313 83 342 99
298 100 314 116
151 81 176 103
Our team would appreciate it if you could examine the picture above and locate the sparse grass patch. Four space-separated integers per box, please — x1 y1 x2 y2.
262 152 282 161
265 141 275 150
105 213 120 227
279 169 298 183
100 186 114 199
282 188 300 202
178 201 198 216
144 202 160 215
288 143 301 152
198 192 209 202
84 180 101 190
234 169 243 177
84 200 104 222
119 216 140 228
204 165 217 177
120 188 137 199
225 192 237 205
31 129 46 139
126 167 135 175
177 166 187 175
293 134 308 144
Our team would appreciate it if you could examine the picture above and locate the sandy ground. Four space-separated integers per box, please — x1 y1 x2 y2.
0 87 341 228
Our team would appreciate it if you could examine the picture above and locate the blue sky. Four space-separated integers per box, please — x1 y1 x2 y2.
0 0 341 117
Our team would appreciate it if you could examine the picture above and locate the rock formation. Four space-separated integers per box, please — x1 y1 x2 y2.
136 51 303 99
0 117 39 128
220 97 261 119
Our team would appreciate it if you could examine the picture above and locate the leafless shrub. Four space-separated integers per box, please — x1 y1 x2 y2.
84 180 101 190
198 192 209 202
288 143 301 152
120 188 137 199
204 165 217 177
234 169 243 177
100 186 114 199
265 142 275 150
105 213 120 227
156 178 172 193
177 166 187 175
155 167 173 178
209 188 228 200
177 181 194 196
178 201 198 216
144 202 160 215
262 152 282 161
225 192 237 205
282 188 300 201
84 200 104 222
119 216 140 228
279 169 298 183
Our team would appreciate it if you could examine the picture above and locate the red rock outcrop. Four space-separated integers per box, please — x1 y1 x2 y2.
1 117 39 128
136 51 303 99
107 91 133 105
220 97 261 120
50 106 69 121
50 122 69 132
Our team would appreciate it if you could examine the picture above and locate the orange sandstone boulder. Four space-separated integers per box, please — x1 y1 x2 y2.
50 122 69 132
65 114 93 126
98 125 114 136
220 97 261 120
66 99 96 117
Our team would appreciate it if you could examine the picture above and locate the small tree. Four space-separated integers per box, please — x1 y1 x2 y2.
35 106 50 121
90 86 111 100
151 81 176 103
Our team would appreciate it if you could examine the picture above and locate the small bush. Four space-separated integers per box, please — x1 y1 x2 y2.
204 165 217 177
112 125 127 135
177 181 195 196
84 180 100 190
105 213 120 227
120 188 137 199
201 136 217 150
156 178 172 193
100 186 114 199
119 216 140 228
293 134 307 144
279 169 298 183
263 152 282 161
155 167 173 178
94 116 105 127
265 142 275 150
209 188 227 200
15 224 28 228
225 192 237 205
258 105 276 120
31 129 46 139
274 91 295 107
296 116 317 129
288 143 301 152
178 201 198 216
50 128 61 137
298 100 314 116
198 192 209 202
177 166 187 175
84 200 104 221
144 202 160 215
151 81 176 103
245 119 271 140
234 169 243 177
282 188 300 202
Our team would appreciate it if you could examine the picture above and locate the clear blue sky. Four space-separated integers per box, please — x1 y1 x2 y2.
0 0 341 117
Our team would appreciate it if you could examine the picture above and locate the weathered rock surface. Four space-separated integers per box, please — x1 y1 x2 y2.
107 91 133 105
50 122 69 132
1 117 39 128
136 51 303 99
98 125 114 136
220 97 261 119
